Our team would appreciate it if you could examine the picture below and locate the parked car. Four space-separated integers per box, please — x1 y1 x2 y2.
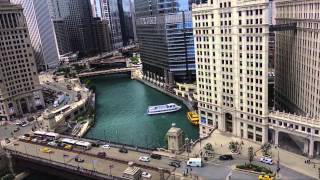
150 154 161 160
97 152 106 158
219 154 233 161
260 156 273 165
141 172 152 179
186 158 202 167
75 157 84 163
139 156 150 162
119 147 128 153
168 161 180 168
5 138 10 143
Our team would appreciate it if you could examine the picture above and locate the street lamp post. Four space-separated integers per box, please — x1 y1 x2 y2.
276 145 280 179
63 154 66 164
23 143 28 155
109 164 113 176
92 160 96 172
185 138 190 157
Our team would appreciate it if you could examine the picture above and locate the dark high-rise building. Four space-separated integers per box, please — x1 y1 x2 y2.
52 19 71 55
92 17 112 53
135 0 195 85
10 0 60 71
48 0 97 57
100 0 123 49
118 0 135 45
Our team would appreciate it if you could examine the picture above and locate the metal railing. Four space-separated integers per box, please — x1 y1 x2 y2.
15 139 171 174
6 149 126 180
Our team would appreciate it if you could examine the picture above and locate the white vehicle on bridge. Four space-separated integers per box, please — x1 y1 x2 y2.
142 172 151 178
60 138 92 150
139 156 150 162
34 131 60 140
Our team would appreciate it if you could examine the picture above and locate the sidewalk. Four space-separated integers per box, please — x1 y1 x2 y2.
187 130 320 179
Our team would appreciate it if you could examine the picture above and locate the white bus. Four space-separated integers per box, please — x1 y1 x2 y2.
34 131 60 140
60 138 92 150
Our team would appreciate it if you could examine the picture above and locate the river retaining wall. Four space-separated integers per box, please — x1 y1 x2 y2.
135 78 194 111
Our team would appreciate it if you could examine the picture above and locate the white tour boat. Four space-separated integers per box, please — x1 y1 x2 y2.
147 103 181 115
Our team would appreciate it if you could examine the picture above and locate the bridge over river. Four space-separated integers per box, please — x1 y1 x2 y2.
3 139 178 180
78 68 140 78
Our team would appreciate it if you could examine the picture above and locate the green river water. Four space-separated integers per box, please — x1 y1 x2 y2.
84 75 199 148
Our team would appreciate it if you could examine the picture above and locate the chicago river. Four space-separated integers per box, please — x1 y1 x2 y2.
85 75 199 148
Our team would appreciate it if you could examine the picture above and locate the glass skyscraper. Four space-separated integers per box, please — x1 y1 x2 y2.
11 0 60 71
48 0 97 57
135 0 195 86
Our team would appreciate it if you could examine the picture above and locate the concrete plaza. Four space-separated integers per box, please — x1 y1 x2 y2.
188 130 318 179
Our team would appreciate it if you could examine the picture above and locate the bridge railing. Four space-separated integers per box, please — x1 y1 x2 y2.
6 149 127 180
16 139 171 174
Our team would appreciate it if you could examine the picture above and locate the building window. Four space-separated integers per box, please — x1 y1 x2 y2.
248 131 254 139
256 127 262 132
256 134 262 142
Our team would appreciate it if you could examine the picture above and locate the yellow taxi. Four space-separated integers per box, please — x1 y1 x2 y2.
40 147 53 153
258 174 274 180
64 144 73 150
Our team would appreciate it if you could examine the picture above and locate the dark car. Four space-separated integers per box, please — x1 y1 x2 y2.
168 161 181 168
150 154 162 160
219 155 233 160
75 157 84 163
97 152 106 158
119 147 128 153
91 142 99 147
13 127 20 132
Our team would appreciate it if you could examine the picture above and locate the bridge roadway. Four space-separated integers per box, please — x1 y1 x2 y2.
78 68 136 78
4 140 175 180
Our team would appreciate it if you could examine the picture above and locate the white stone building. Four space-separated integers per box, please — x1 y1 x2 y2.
192 0 270 143
0 1 44 121
275 0 320 119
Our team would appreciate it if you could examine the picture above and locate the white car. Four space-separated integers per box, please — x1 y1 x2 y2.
260 156 273 165
101 144 110 149
21 121 29 127
48 141 58 147
139 156 150 162
142 172 151 178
